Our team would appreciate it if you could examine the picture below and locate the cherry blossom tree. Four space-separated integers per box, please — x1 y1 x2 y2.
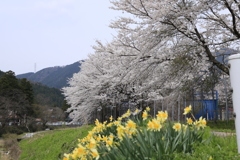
63 0 239 122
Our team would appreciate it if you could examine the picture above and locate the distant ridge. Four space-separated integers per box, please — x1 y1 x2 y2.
17 61 82 89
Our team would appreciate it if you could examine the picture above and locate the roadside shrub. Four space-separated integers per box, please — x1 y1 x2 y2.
28 123 48 132
0 126 26 136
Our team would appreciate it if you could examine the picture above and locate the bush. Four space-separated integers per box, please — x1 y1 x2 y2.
0 126 26 136
27 123 48 132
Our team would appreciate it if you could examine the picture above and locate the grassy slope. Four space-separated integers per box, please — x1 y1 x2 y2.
19 125 93 160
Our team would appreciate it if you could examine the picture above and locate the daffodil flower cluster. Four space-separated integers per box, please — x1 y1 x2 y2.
63 109 139 160
63 106 207 160
173 105 207 131
146 111 168 131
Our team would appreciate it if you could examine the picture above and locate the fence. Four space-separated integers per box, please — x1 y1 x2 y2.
93 98 234 123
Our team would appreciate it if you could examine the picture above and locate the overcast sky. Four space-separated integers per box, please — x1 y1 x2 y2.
0 0 121 75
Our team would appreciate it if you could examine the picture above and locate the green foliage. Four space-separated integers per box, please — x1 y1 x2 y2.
62 100 71 112
0 70 69 136
32 82 65 108
0 71 34 104
20 78 34 104
19 125 94 160
0 126 27 135
0 71 20 91
0 71 35 134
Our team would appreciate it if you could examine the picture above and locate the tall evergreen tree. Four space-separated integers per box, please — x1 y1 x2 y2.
0 71 34 128
20 78 34 104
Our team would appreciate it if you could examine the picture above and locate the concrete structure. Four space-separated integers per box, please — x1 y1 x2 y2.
228 54 240 153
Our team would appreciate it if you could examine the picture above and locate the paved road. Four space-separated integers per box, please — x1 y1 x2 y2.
21 131 47 139
211 131 235 137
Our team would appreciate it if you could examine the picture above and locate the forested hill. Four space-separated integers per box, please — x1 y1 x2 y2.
31 82 65 108
0 70 4 77
17 61 82 89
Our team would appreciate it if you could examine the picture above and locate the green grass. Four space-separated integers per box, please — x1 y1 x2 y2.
173 134 239 159
207 120 235 130
18 120 239 160
168 125 239 159
19 125 93 160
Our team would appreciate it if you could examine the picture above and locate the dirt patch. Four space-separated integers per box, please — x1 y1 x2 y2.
0 135 21 160
0 139 11 160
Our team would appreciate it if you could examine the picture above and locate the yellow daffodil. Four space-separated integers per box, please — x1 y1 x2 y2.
156 111 168 123
133 109 140 115
95 119 100 125
182 124 188 132
142 110 148 120
126 119 136 129
146 107 150 111
199 117 207 126
125 120 137 134
152 119 162 131
91 149 100 160
173 123 181 132
107 122 113 127
109 134 114 139
147 119 162 131
117 125 125 140
114 120 121 126
102 136 108 142
122 113 127 118
122 109 131 118
109 116 113 122
193 117 207 130
63 154 70 160
71 148 80 159
183 105 192 115
186 117 193 125
147 121 154 130
96 134 102 141
88 138 97 149
117 117 122 121
106 139 113 147
75 144 86 157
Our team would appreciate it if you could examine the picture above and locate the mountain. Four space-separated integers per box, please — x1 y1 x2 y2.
17 61 82 89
